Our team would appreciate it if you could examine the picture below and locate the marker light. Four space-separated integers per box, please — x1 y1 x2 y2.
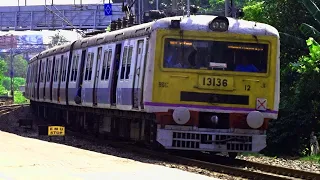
209 16 229 32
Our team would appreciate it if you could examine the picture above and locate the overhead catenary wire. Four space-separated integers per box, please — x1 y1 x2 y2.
43 5 86 38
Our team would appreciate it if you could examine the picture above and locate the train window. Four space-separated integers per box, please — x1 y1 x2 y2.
71 55 79 82
120 47 128 80
53 59 59 82
62 57 67 82
126 46 133 79
40 62 44 83
46 60 52 82
89 53 94 81
85 53 91 81
70 56 75 82
163 38 268 73
101 51 108 81
61 59 64 82
106 50 112 80
53 60 56 82
74 56 79 82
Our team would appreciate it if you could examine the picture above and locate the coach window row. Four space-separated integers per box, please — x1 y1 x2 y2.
61 57 68 82
53 58 60 82
70 55 79 82
101 49 112 81
120 46 133 80
46 60 52 82
84 53 94 81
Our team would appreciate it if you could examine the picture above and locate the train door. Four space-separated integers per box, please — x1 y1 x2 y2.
111 44 122 106
132 40 145 109
75 50 86 103
93 47 102 106
139 39 149 109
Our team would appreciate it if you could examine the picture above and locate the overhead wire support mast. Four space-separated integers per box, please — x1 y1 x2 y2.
43 5 86 37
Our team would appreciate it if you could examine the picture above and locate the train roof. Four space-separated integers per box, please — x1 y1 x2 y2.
29 15 279 64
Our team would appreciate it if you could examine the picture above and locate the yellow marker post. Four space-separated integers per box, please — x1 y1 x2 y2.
48 126 65 141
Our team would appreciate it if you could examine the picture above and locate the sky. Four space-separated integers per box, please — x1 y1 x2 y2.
0 0 114 44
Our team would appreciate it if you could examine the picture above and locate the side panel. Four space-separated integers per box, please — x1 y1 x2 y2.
68 50 82 106
81 46 96 107
59 53 70 105
116 39 137 110
93 46 103 106
143 31 157 111
39 59 47 101
132 39 148 110
44 57 54 102
96 43 115 108
52 54 62 103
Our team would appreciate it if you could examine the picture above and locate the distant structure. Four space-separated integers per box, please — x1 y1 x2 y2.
0 3 125 31
0 34 47 61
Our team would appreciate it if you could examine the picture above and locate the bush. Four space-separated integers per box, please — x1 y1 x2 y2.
14 91 28 104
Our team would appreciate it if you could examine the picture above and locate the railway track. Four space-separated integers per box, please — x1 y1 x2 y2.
0 104 24 116
63 129 320 180
176 152 320 180
5 104 319 179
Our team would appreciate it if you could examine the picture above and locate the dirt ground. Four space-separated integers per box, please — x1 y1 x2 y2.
0 131 220 180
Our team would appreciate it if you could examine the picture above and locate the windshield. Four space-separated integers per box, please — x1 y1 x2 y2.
163 38 268 73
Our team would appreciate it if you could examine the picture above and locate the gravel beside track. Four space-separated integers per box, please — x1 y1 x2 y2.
237 155 320 173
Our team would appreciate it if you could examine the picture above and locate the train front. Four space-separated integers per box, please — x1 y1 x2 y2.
145 15 280 156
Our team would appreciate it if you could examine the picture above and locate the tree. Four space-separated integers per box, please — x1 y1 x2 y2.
48 32 69 48
241 0 320 155
12 55 27 78
0 59 8 95
2 55 28 78
0 59 7 82
270 0 320 48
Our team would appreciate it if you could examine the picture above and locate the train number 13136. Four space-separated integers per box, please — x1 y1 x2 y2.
202 77 228 87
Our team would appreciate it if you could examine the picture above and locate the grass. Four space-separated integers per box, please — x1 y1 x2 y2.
239 152 265 157
300 155 320 164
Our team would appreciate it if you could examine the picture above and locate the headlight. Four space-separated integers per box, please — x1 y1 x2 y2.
209 16 229 32
246 111 264 129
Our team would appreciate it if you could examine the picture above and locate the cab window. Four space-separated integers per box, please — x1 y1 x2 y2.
163 38 268 73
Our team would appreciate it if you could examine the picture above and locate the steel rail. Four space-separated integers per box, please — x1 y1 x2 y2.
64 130 310 180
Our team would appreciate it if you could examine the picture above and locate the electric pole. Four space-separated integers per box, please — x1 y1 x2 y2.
225 0 236 17
10 34 14 101
172 0 178 14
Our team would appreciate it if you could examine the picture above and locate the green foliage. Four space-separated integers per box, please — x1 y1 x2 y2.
0 85 8 96
300 154 320 163
14 91 27 104
279 0 320 48
2 55 28 78
291 38 320 73
106 25 111 32
0 59 8 81
242 1 264 21
2 77 26 91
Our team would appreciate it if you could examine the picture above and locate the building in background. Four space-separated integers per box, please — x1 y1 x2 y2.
0 34 46 61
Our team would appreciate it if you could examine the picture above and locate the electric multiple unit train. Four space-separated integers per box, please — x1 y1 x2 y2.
25 13 280 158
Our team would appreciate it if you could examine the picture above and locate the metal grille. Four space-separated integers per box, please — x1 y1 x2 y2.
172 132 253 151
172 132 200 149
216 135 252 151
